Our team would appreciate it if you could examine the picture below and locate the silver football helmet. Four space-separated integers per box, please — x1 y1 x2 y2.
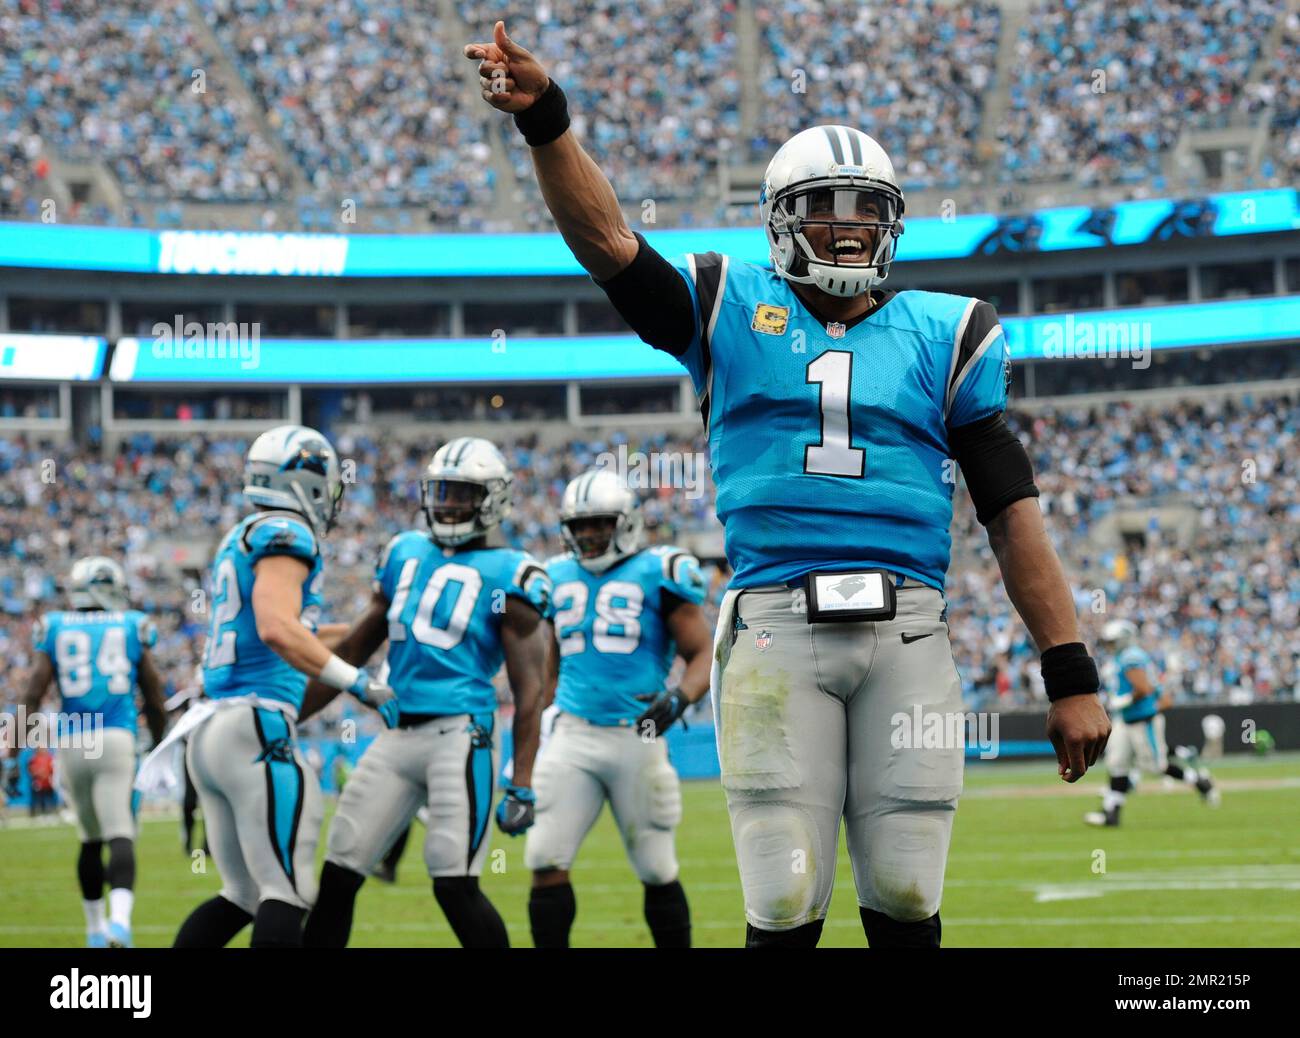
1100 619 1140 650
242 424 344 537
421 437 513 547
760 124 905 298
560 469 644 574
69 556 129 611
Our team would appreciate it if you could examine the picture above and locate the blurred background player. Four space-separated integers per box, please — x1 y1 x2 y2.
159 425 399 949
8 557 166 948
301 437 551 949
526 469 712 948
1086 619 1219 827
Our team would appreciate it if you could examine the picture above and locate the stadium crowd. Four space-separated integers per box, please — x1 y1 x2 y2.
203 0 498 229
753 0 1001 190
1242 7 1300 184
3 0 1297 230
2 393 1295 742
468 0 742 230
999 0 1282 187
1 0 286 213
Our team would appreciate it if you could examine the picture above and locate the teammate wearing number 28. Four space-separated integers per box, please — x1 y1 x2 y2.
527 469 713 948
300 437 553 949
468 21 1111 948
173 425 399 950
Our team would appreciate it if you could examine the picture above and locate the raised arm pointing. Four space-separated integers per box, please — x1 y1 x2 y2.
464 21 638 280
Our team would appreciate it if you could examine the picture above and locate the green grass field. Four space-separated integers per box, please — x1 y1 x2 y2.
3 752 1298 948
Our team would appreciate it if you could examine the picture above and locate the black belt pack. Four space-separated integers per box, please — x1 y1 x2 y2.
803 568 897 623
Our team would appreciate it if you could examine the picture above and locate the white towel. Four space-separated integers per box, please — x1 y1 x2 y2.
134 695 297 796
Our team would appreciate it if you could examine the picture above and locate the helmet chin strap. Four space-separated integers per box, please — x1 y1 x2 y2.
432 517 481 546
789 227 892 298
290 481 324 536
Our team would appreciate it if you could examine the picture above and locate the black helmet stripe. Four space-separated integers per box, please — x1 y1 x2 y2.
822 126 845 165
448 437 472 466
846 128 863 166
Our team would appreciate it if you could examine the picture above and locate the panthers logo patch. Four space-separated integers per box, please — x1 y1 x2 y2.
830 575 868 600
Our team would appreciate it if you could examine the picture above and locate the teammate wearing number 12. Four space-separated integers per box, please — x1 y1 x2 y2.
467 20 1112 948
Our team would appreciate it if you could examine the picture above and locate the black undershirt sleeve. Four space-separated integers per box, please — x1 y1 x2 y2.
949 412 1041 525
592 232 697 356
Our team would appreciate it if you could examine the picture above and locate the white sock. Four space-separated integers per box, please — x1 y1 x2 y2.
1102 789 1126 812
83 898 107 935
109 888 134 929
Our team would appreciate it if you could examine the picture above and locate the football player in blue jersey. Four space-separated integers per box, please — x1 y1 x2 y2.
166 425 399 949
525 470 713 948
1085 620 1218 827
300 437 552 949
7 557 166 948
466 23 1111 948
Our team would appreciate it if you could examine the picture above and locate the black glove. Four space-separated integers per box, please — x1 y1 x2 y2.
634 688 690 739
496 784 536 836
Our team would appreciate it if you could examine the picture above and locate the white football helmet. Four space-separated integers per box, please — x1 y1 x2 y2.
560 469 644 573
243 424 344 537
422 437 513 547
1100 619 1139 650
69 556 129 612
760 125 905 298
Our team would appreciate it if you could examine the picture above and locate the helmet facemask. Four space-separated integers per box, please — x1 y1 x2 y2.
558 469 644 573
422 476 509 547
560 512 644 574
769 183 903 298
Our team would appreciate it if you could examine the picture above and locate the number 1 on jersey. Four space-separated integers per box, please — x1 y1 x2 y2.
804 350 865 478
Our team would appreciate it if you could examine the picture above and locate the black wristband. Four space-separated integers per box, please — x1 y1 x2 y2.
514 79 570 147
1040 642 1100 702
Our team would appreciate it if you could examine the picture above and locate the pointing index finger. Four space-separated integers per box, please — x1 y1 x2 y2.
463 42 505 62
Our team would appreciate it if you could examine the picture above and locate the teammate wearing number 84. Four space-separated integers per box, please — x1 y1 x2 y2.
466 20 1111 947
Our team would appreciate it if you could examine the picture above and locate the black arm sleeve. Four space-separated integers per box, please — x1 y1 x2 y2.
593 232 696 356
949 412 1040 525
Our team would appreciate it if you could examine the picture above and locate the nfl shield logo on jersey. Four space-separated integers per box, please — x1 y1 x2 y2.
826 322 846 339
755 629 773 652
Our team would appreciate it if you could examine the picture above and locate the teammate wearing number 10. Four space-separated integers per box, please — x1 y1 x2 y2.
302 437 551 949
467 20 1111 947
9 557 166 948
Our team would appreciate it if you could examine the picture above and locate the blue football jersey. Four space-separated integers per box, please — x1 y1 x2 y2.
375 532 553 715
203 510 324 710
34 609 157 732
549 546 708 727
1114 645 1160 723
668 254 1010 590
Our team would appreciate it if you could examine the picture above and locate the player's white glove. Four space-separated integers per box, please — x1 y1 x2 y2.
348 672 400 730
